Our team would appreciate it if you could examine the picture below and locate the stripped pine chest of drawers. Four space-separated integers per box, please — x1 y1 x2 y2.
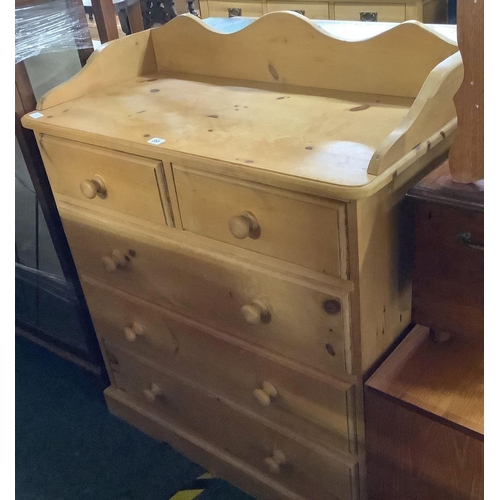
22 13 462 500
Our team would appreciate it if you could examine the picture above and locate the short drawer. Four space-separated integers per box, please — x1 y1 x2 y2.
38 135 172 225
334 3 406 22
106 344 359 500
173 166 347 279
206 0 264 17
85 279 357 453
61 207 352 375
266 2 330 19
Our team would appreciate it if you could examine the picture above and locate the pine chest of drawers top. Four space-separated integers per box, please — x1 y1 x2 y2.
23 13 460 201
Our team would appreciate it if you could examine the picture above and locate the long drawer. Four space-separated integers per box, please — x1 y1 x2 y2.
173 165 347 279
334 3 406 22
61 207 353 375
106 343 359 500
86 278 357 453
38 135 172 226
266 2 330 18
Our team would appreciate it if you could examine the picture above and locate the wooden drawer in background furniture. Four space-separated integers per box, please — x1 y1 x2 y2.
422 0 448 23
266 2 330 18
173 165 348 278
198 0 449 21
365 324 484 499
204 0 264 17
85 277 357 454
334 3 406 22
106 342 360 500
61 207 352 376
407 160 484 343
38 135 173 226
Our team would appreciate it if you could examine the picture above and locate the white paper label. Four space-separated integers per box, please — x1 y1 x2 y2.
29 112 44 119
147 137 165 145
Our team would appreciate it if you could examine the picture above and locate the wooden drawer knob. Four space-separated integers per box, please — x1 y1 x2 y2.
264 449 286 474
143 383 162 403
124 322 145 342
102 249 127 273
228 212 260 239
241 299 269 325
80 175 106 199
253 381 277 406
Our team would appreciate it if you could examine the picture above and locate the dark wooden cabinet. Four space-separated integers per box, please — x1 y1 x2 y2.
365 161 484 499
407 160 484 343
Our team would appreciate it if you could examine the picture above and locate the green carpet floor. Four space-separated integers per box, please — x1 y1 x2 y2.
15 335 255 500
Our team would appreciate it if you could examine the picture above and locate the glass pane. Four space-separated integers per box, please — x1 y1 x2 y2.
15 13 91 353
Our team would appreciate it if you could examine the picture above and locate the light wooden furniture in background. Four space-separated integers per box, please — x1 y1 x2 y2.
22 14 461 500
198 0 448 22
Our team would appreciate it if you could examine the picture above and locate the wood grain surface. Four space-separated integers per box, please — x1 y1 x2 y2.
448 0 484 182
90 0 119 43
365 387 484 500
411 197 483 342
365 324 483 500
21 14 461 199
407 159 484 211
407 160 484 341
152 14 458 98
366 324 483 435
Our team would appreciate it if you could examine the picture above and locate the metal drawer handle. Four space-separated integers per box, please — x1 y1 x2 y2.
360 11 377 22
228 7 242 17
458 232 484 251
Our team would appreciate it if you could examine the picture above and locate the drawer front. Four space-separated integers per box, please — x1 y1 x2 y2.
422 0 448 24
39 136 171 225
266 2 330 18
334 3 406 22
106 344 359 500
412 202 483 341
173 166 347 279
61 208 352 375
85 279 356 453
207 0 264 17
